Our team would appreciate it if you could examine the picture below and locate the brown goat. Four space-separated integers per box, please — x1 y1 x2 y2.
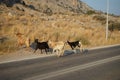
16 33 30 48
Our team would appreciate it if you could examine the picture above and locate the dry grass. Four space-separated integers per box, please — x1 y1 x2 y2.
0 12 120 55
0 38 18 55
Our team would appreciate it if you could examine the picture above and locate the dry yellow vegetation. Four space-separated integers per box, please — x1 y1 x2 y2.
0 10 120 54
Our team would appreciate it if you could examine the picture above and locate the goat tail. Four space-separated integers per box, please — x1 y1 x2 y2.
79 41 82 45
79 41 83 52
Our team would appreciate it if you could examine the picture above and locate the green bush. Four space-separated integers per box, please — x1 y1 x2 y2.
93 15 106 24
109 22 120 31
44 8 53 16
93 15 106 21
86 10 96 15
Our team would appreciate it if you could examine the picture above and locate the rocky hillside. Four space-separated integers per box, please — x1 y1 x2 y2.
0 0 93 15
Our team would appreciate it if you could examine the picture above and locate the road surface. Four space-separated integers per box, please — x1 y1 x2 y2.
0 45 120 80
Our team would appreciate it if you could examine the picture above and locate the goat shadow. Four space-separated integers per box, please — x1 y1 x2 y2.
63 48 89 56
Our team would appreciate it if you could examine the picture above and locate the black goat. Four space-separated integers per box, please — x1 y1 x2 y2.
34 39 50 54
67 40 82 50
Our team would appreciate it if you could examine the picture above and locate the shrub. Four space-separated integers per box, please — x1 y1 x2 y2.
0 38 18 54
86 10 96 15
93 15 106 21
93 15 106 24
44 8 53 15
109 22 120 31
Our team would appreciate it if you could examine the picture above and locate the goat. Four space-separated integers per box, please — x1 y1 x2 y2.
67 40 82 52
16 33 30 48
48 40 66 57
34 39 50 54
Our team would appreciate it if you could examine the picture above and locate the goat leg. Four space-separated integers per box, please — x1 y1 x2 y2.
71 46 74 50
34 49 37 53
45 49 47 54
40 49 43 54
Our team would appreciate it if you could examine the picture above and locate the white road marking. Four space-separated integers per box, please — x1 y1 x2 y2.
24 55 120 80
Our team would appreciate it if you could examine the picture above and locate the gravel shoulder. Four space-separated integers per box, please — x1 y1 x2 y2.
0 48 55 64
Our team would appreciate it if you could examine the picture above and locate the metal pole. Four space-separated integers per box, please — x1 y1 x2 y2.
106 0 109 40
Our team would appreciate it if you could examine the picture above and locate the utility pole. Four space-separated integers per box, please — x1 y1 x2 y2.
106 0 109 40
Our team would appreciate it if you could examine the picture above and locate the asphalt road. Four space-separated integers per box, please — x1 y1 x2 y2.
0 45 120 80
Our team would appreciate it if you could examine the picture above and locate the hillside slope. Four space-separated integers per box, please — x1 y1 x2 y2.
0 0 120 54
0 0 93 14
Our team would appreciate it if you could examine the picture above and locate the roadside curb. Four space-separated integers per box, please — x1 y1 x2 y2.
0 53 55 65
89 44 120 50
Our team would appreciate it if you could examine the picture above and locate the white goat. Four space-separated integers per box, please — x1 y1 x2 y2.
48 40 66 57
